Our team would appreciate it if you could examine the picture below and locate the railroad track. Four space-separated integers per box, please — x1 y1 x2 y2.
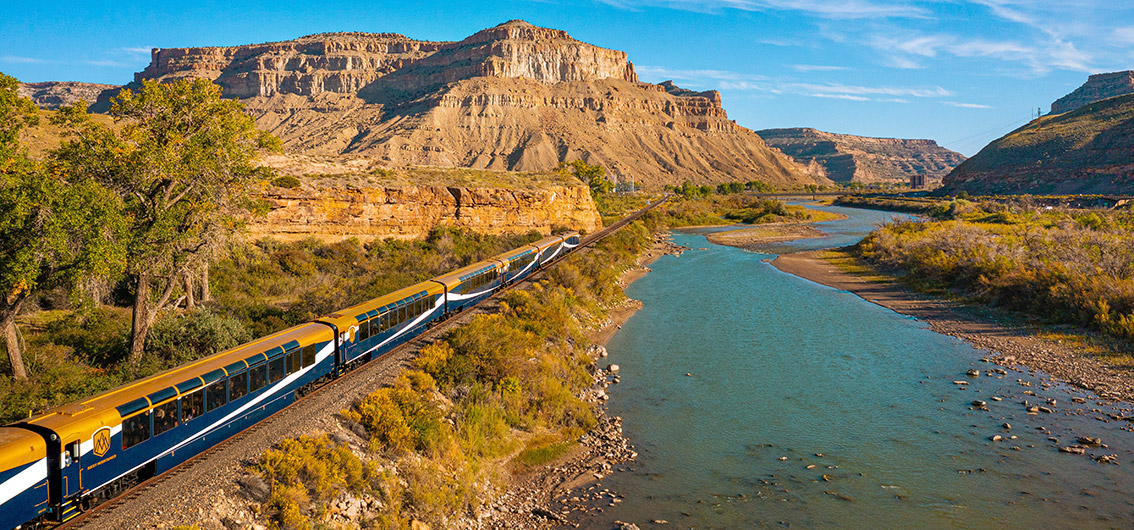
59 195 668 529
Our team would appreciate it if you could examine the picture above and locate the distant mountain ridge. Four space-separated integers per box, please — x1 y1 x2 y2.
123 20 822 189
1050 71 1134 114
17 81 119 110
942 93 1134 194
756 127 965 185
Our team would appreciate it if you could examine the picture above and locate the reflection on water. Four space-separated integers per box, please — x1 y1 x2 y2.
588 205 1134 529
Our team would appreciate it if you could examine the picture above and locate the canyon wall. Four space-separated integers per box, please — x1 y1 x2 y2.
757 127 965 185
246 182 603 242
1050 71 1134 115
131 20 822 189
17 81 119 110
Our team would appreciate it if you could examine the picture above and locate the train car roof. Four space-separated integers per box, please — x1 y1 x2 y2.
492 244 539 262
20 322 333 443
532 234 568 250
432 257 502 289
0 427 46 469
316 280 445 331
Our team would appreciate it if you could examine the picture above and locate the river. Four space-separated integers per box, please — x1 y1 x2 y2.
587 204 1134 529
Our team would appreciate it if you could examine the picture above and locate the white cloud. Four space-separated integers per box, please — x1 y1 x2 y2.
944 101 993 109
787 82 951 98
807 93 871 101
1115 27 1134 45
0 55 49 64
85 59 130 67
121 46 154 55
789 64 850 72
867 32 1092 74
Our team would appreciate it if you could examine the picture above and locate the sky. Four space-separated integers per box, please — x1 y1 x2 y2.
4 0 1134 156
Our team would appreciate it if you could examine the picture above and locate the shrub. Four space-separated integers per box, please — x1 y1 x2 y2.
271 175 302 189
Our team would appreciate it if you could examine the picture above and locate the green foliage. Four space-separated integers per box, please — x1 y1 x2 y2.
0 73 128 379
271 175 302 189
857 207 1134 349
559 160 612 197
254 434 382 530
346 371 446 454
50 78 281 366
144 308 252 369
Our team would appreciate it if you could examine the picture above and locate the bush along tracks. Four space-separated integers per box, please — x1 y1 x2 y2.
236 219 667 529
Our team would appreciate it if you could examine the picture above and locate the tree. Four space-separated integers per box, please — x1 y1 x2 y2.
0 73 127 379
560 160 612 196
52 79 280 369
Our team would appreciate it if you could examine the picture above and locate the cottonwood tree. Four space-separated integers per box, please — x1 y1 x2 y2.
0 73 127 379
53 79 280 369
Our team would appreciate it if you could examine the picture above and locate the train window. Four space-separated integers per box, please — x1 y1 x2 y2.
153 400 178 436
181 389 203 423
249 364 267 393
287 348 301 374
206 381 227 412
229 371 249 401
268 355 285 383
122 411 151 450
301 344 318 368
359 320 370 342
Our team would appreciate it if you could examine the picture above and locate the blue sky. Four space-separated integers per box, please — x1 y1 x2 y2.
4 1 1133 155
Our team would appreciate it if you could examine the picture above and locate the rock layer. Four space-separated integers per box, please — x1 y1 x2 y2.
943 94 1134 195
1050 71 1134 115
133 20 820 189
247 182 603 242
756 128 965 185
17 81 120 110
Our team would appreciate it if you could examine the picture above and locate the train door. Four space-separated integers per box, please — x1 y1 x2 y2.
61 439 81 498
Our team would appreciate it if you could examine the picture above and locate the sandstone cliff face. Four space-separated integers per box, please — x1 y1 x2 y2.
132 20 820 189
246 182 603 242
137 32 447 98
17 81 120 110
943 94 1134 195
1050 71 1134 114
756 128 965 185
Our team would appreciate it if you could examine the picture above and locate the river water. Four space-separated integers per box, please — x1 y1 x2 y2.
586 204 1134 529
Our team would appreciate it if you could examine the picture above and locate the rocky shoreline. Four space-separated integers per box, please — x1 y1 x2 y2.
476 232 685 530
772 250 1134 410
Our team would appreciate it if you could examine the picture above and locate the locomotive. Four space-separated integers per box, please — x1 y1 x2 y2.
0 232 579 529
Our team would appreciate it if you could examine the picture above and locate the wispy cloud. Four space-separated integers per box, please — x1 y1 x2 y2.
1115 26 1134 45
789 64 849 72
121 46 154 55
84 59 130 67
787 82 951 98
0 55 49 64
637 64 949 103
867 32 1092 74
807 93 871 101
944 101 993 109
597 0 928 19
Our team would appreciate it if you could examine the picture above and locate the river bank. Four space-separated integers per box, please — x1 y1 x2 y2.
476 232 685 529
772 249 1134 406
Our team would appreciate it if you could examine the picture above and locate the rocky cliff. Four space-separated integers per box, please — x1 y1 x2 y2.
246 180 603 242
1050 71 1134 114
132 20 820 189
17 81 119 110
756 128 965 185
942 94 1134 194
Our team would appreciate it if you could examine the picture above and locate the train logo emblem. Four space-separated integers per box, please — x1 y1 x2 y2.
93 427 111 457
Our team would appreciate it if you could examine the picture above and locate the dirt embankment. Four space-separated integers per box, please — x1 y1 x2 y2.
772 249 1134 404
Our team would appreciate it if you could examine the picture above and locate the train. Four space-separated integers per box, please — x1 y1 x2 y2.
0 232 580 529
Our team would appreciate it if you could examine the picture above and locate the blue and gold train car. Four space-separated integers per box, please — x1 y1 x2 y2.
0 428 49 529
0 230 585 529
